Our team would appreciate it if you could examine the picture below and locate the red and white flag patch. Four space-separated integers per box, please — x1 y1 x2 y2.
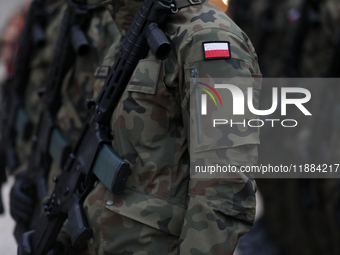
202 41 231 60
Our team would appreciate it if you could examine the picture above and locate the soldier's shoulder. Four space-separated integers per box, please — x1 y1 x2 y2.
168 2 248 48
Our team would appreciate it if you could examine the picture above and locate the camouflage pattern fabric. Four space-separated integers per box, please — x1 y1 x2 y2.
92 41 121 101
8 0 66 245
15 0 66 167
48 4 120 202
81 1 261 254
56 1 120 147
11 0 120 241
103 0 143 33
7 0 119 250
54 2 121 253
48 0 120 197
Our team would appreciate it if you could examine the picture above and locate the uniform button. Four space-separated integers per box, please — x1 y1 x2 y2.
89 238 94 244
106 200 114 206
93 181 98 188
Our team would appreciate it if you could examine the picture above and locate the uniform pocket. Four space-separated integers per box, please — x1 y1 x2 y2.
184 62 262 165
102 186 185 238
127 59 162 95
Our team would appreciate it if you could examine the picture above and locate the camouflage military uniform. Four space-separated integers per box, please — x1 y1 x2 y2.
11 0 120 247
56 0 120 147
50 1 121 252
47 0 120 193
8 0 67 244
15 0 66 170
80 1 261 254
15 0 120 170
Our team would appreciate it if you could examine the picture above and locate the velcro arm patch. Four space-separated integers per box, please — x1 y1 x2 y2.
202 41 231 60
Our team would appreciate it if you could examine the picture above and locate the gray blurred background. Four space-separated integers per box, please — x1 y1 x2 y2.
0 1 26 254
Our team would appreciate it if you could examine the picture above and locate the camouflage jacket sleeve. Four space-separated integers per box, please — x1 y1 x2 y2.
87 2 261 254
57 6 119 147
168 3 261 254
15 0 66 166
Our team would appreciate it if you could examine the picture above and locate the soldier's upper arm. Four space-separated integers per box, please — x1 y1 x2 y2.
178 28 261 162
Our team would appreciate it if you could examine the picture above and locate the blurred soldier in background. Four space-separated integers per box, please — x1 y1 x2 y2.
4 0 66 243
6 0 120 247
0 4 26 216
0 7 26 80
229 0 340 255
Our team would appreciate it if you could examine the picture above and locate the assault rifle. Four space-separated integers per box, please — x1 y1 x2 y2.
31 0 173 253
0 0 49 215
16 0 98 242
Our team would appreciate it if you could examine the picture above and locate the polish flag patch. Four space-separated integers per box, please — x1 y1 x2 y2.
202 41 231 60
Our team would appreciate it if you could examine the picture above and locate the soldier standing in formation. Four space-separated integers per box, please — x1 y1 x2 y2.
1 0 262 254
6 0 120 248
68 0 261 253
